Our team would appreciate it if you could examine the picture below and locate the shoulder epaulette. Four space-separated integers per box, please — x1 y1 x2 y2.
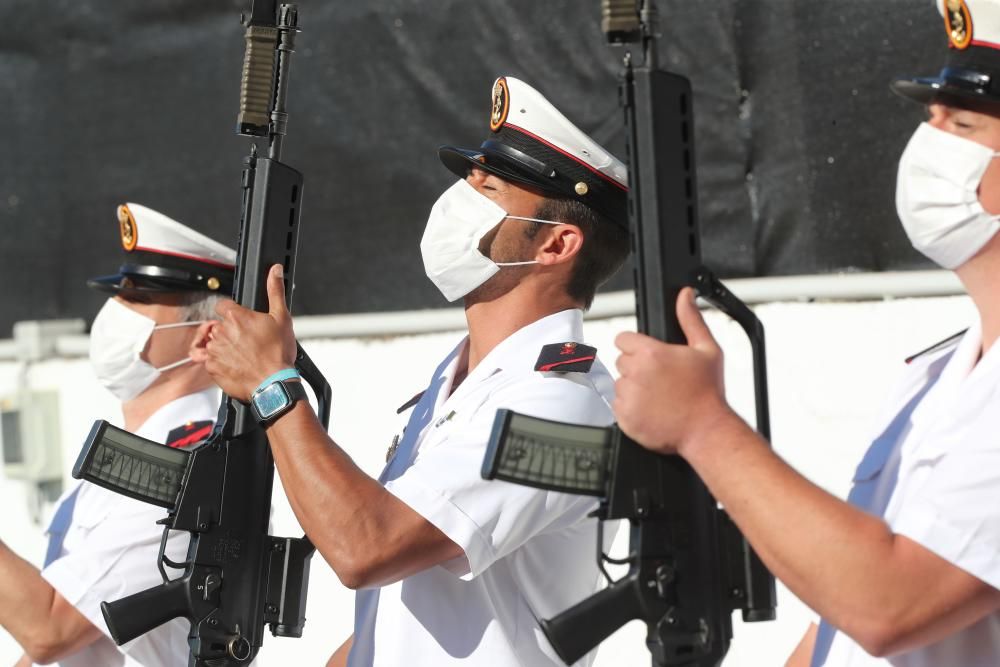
396 391 425 414
166 420 214 449
534 341 597 373
905 329 967 365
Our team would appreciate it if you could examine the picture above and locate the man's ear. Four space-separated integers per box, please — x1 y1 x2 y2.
188 321 214 365
536 224 583 266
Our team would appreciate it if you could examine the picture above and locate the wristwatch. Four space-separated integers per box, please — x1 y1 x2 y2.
250 368 307 425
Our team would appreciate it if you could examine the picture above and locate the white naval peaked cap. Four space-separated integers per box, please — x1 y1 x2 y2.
439 76 629 229
88 202 237 295
892 0 1000 104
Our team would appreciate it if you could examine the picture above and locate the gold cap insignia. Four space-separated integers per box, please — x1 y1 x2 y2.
574 182 589 195
490 77 510 132
206 277 221 291
118 204 138 251
944 0 973 50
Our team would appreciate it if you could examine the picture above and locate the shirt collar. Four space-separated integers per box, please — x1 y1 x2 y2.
959 315 1000 387
444 309 585 404
936 316 982 386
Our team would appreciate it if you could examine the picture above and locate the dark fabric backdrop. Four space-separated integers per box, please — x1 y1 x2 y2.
0 0 942 333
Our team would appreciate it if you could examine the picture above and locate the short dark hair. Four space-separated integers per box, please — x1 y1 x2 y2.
528 197 630 309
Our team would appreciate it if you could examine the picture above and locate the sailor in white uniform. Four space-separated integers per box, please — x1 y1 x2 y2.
611 1 1000 665
0 203 235 667
195 76 632 666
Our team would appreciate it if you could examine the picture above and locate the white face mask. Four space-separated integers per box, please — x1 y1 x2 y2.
896 122 1000 269
89 298 206 401
420 179 561 301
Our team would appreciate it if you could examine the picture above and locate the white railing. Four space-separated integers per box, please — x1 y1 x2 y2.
0 270 964 360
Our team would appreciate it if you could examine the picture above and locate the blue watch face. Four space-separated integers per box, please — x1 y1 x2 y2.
254 383 291 420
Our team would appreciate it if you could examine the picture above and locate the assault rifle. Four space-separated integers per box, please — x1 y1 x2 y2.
72 3 332 665
480 2 776 665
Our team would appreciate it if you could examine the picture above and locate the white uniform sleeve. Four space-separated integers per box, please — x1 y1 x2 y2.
385 374 612 580
890 399 1000 590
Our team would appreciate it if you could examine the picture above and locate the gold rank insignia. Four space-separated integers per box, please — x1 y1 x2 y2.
490 77 510 132
944 0 973 50
118 204 138 251
386 434 402 463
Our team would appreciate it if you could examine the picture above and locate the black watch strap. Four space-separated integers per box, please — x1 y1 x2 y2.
283 379 308 404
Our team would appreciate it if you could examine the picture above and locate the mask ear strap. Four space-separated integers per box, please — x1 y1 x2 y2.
156 357 193 373
494 260 539 267
505 215 561 225
153 320 209 331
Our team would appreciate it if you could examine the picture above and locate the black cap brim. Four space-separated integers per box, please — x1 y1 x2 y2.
86 273 205 296
87 257 234 296
891 43 1000 106
889 75 995 105
438 146 561 196
438 138 628 229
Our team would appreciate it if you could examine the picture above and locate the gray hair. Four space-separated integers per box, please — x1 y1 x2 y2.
179 292 228 323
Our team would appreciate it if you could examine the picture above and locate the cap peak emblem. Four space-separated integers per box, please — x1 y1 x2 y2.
118 204 138 251
490 77 510 132
944 0 973 49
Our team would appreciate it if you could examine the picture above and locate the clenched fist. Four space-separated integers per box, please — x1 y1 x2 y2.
612 287 732 457
192 264 298 401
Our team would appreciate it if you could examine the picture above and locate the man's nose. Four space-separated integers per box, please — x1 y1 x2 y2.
926 103 948 129
466 166 488 186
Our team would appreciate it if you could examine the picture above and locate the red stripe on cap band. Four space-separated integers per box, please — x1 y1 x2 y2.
970 39 1000 51
538 355 596 372
134 246 236 270
503 123 628 192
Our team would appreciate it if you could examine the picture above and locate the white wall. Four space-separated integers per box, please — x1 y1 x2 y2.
0 295 976 666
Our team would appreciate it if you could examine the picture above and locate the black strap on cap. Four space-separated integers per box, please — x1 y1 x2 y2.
481 140 558 179
939 67 993 93
120 263 198 283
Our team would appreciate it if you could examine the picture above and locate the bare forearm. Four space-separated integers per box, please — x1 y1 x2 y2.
0 541 57 650
0 541 100 661
682 411 929 644
614 304 1000 655
266 403 393 584
266 402 459 588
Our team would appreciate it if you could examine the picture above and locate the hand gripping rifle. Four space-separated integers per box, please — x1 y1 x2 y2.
71 3 332 664
480 2 776 665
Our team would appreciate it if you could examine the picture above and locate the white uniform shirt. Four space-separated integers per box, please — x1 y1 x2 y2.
39 388 220 667
812 320 1000 666
350 309 616 667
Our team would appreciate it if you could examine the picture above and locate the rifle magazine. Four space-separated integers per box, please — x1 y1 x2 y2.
73 420 189 509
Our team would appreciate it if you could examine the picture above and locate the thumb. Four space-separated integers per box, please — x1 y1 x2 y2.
267 264 290 323
676 287 716 350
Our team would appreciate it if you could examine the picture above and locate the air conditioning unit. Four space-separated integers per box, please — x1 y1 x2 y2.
1 390 62 483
